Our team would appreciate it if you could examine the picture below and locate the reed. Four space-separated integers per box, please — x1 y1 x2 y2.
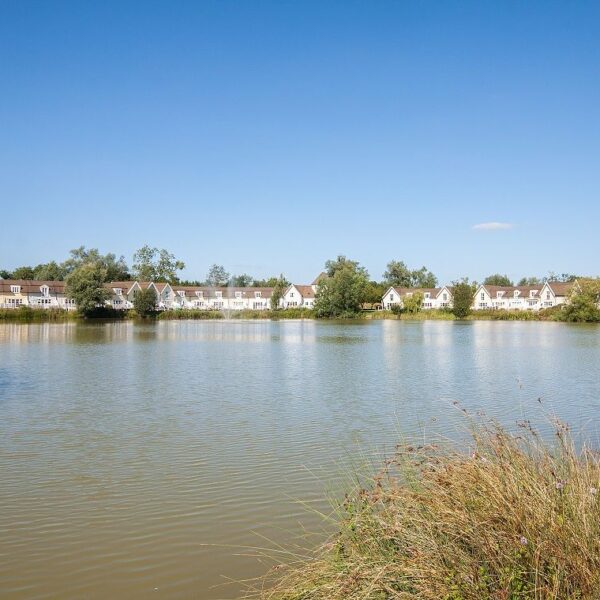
256 419 600 600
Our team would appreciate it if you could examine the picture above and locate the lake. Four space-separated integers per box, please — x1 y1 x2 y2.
1 320 599 599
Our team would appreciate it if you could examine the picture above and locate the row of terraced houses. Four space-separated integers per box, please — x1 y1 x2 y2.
0 277 576 312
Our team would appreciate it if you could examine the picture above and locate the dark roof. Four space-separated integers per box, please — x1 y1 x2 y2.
546 281 574 297
0 279 66 293
293 285 316 299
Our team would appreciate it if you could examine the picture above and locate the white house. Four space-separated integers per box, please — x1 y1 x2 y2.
538 281 575 308
0 280 76 310
168 286 274 310
473 285 543 311
282 284 316 308
104 281 141 310
382 286 453 310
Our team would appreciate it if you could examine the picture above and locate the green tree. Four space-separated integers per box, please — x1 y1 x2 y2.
253 276 289 287
364 281 386 305
383 260 437 288
230 273 254 287
65 263 110 317
10 266 35 279
315 256 369 317
403 291 424 314
0 269 10 279
63 246 130 281
484 274 513 286
132 246 184 283
547 272 579 283
560 280 600 322
270 274 288 310
412 267 438 288
518 276 542 286
383 260 412 287
206 264 230 287
33 261 66 281
452 279 476 319
133 287 158 317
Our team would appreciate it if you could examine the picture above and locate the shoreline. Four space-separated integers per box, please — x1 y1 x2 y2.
0 307 589 324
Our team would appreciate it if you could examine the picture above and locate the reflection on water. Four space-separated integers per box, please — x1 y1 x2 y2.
1 320 599 599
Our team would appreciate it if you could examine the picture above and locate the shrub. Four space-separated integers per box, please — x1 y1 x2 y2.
258 419 600 600
390 304 403 315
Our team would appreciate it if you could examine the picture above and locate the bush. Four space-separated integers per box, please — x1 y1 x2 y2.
390 303 403 315
258 418 600 600
132 288 158 317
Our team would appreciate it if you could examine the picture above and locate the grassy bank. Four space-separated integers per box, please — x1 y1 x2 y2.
156 307 315 320
0 307 78 321
368 309 456 320
257 419 600 600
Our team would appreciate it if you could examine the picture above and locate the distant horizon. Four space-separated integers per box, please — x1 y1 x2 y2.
2 2 599 282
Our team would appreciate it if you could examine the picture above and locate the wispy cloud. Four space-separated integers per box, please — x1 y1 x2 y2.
472 222 515 231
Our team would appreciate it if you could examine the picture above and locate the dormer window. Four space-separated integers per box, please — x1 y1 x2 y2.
530 290 538 297
513 291 519 298
114 288 122 296
216 291 223 299
196 291 203 298
235 291 242 299
424 292 430 299
40 285 49 297
255 291 261 298
178 290 185 297
10 285 20 294
496 291 504 298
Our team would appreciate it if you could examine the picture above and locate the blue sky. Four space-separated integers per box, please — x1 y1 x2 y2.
1 1 599 284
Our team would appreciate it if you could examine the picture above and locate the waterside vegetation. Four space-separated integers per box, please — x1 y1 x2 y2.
256 417 600 600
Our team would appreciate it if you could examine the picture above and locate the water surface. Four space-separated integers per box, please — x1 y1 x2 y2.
1 320 599 598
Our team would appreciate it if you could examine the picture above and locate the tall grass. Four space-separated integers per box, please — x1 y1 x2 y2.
256 419 600 599
0 307 77 321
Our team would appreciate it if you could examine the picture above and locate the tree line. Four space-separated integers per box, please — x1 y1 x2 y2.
2 248 597 321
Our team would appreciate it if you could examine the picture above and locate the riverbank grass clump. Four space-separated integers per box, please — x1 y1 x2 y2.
259 420 600 599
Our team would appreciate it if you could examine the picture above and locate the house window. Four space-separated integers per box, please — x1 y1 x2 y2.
255 291 261 298
424 293 430 299
235 292 242 299
10 285 20 293
290 292 294 298
514 291 519 297
546 292 551 300
114 288 122 295
480 293 485 301
216 291 223 299
442 293 447 301
390 293 394 301
40 286 49 297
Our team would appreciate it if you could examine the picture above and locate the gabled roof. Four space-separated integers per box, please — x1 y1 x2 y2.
105 281 137 293
545 281 575 297
294 285 316 299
